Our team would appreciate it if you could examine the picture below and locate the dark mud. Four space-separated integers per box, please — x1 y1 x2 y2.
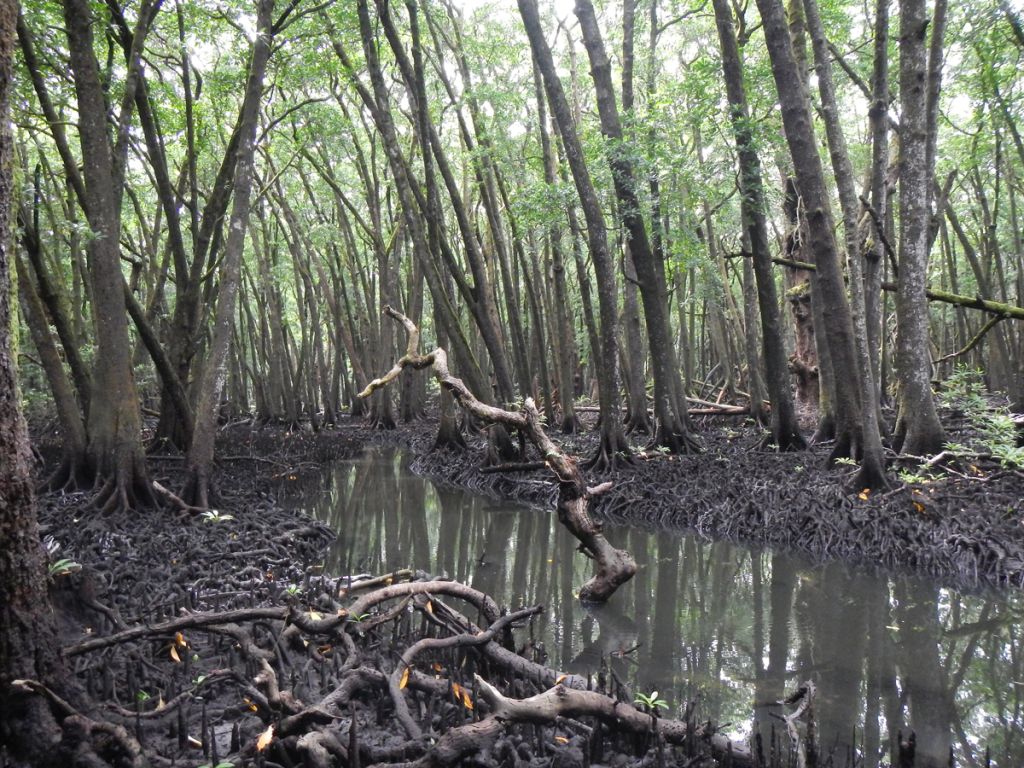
26 421 775 768
22 411 1022 767
398 415 1024 591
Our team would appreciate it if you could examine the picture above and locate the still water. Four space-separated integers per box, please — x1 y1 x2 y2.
282 446 1024 767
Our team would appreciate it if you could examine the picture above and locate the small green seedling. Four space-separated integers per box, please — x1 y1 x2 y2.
48 558 82 577
201 510 235 524
634 690 669 712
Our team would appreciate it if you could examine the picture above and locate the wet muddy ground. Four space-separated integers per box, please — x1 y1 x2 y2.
27 412 1024 767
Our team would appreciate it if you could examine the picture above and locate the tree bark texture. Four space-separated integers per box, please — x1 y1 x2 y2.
64 0 156 512
184 0 275 508
894 0 946 455
755 0 866 465
711 0 805 451
575 0 695 452
518 0 632 469
0 1 66 757
803 0 888 487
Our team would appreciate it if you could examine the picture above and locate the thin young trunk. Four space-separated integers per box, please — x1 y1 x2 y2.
865 0 889 397
16 252 88 486
532 54 580 433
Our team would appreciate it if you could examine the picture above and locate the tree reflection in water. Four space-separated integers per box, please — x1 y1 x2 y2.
284 446 1024 766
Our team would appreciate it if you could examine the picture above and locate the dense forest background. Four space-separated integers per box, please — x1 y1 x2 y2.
9 0 1024 502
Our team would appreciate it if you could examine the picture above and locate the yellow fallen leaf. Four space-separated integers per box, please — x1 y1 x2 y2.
858 488 870 501
169 645 181 663
400 666 410 690
432 663 443 673
913 501 926 513
175 631 187 648
555 736 569 744
308 610 322 621
462 689 474 710
187 735 202 748
256 724 274 752
425 600 433 615
156 695 165 710
555 674 567 684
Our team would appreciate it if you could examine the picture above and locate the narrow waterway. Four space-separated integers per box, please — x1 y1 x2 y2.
281 446 1024 767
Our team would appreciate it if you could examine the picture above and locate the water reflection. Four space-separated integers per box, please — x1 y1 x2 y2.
282 446 1024 767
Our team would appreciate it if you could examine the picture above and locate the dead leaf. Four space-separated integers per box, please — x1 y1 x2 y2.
400 666 410 690
913 501 926 513
256 724 274 752
169 645 181 663
858 488 871 501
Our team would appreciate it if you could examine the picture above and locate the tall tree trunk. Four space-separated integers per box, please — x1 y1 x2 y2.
574 0 696 453
893 0 945 455
532 54 580 433
518 0 632 469
183 0 274 507
619 0 652 436
865 0 889 400
64 0 157 512
711 0 804 450
755 0 866 466
0 2 66 755
16 252 88 487
803 0 889 487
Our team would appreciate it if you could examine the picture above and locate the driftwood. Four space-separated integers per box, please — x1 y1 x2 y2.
359 306 636 603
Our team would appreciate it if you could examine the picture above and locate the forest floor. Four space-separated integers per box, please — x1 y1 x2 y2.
28 407 1023 767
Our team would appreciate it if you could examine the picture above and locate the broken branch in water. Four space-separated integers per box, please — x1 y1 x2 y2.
359 305 636 603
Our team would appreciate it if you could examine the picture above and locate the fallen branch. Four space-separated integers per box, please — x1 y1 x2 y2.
359 306 636 603
771 255 1024 320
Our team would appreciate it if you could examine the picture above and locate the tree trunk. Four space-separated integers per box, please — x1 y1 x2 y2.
183 0 274 507
803 0 888 487
893 0 945 455
518 0 631 468
711 0 804 450
0 3 66 755
755 0 866 467
64 0 156 512
575 0 696 453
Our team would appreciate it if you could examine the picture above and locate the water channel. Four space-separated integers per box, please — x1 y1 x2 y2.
280 445 1024 767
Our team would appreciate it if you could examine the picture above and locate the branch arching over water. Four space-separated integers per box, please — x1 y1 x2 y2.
359 306 636 602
